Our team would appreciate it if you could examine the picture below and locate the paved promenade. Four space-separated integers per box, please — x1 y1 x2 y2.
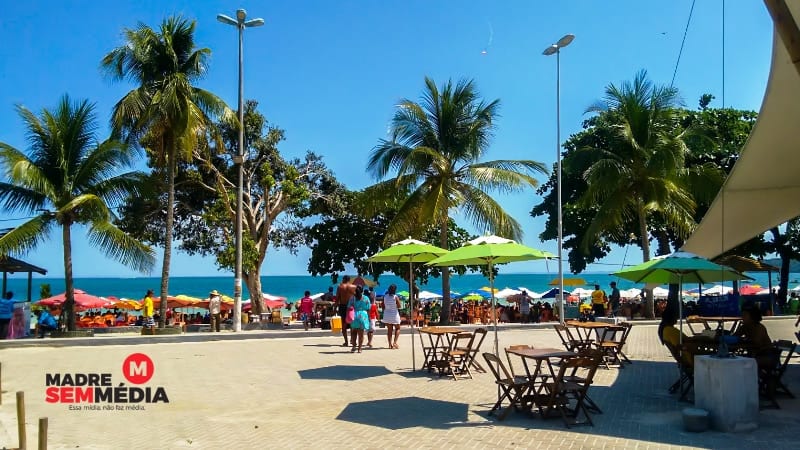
0 318 797 449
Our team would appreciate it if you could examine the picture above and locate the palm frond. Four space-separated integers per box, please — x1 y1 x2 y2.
86 220 156 273
0 215 53 256
459 184 523 241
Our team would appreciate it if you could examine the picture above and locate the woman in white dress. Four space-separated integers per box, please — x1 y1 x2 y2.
382 284 402 349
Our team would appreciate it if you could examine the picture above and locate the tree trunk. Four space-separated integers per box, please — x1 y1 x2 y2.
638 204 655 318
244 271 263 315
62 221 76 331
438 219 452 324
654 229 671 256
159 146 176 328
770 226 789 313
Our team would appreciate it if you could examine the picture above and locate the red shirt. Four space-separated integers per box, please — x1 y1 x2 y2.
368 303 378 320
299 297 314 314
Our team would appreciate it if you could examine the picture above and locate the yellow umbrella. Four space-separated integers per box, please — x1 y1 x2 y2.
479 286 499 294
549 278 587 286
111 299 142 310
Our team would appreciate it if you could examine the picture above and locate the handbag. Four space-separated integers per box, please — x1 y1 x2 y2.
346 305 355 324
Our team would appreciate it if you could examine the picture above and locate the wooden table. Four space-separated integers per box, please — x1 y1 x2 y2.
686 316 742 336
505 347 576 395
418 327 462 371
565 320 612 343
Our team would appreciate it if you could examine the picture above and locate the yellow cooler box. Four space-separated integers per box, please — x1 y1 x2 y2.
330 315 342 333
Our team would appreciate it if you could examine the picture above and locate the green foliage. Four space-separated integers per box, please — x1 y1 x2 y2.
39 283 51 300
0 95 155 329
533 77 758 275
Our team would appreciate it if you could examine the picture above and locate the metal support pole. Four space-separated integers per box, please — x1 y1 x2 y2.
233 21 245 332
556 48 565 324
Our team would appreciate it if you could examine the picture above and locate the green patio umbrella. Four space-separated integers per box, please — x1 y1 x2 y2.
613 251 750 347
367 238 448 370
428 234 554 356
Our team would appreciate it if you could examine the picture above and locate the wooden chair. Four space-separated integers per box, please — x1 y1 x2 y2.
458 327 488 373
534 354 598 428
504 345 535 381
773 340 797 398
593 325 627 369
554 324 590 352
441 331 479 380
418 328 437 372
483 352 534 420
663 339 716 402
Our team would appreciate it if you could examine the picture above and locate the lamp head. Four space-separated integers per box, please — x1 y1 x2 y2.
556 34 575 48
542 45 558 56
217 14 237 26
236 9 247 21
244 18 265 28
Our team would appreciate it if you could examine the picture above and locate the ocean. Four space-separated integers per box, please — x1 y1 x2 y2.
1 271 792 302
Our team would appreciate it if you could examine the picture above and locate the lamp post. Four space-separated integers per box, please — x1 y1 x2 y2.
217 9 264 332
543 34 574 324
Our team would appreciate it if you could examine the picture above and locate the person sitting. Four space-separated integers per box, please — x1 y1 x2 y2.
578 302 594 322
735 305 778 369
37 308 59 338
658 310 702 367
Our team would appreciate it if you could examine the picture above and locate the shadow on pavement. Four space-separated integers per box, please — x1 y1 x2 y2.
486 359 800 448
298 365 393 381
337 396 470 430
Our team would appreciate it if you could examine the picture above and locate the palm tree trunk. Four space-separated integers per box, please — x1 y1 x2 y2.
62 221 76 331
439 219 452 324
159 146 176 328
638 203 655 319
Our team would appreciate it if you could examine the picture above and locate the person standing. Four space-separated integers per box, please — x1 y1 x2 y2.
336 275 356 347
519 290 531 323
609 282 621 317
591 284 606 318
382 284 402 349
366 296 378 347
299 291 314 331
348 286 370 353
0 292 15 338
142 289 156 334
209 290 222 332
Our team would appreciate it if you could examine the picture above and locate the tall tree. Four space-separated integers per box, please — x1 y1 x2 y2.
0 95 155 330
366 77 546 323
576 71 720 317
116 101 339 314
101 16 233 326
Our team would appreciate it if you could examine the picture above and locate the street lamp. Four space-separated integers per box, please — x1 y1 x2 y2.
543 34 574 325
218 8 264 332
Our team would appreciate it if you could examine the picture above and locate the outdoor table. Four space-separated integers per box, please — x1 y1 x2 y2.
418 327 462 371
686 316 742 336
505 347 576 399
565 320 611 343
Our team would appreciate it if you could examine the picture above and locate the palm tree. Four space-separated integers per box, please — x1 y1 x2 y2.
580 70 721 317
101 16 233 327
0 95 155 330
367 77 547 323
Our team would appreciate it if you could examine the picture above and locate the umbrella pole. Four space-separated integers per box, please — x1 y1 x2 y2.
490 260 498 357
409 261 416 371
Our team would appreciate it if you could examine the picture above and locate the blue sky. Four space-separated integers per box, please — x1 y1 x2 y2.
0 1 773 278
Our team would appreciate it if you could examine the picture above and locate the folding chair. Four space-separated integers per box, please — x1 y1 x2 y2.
534 354 597 428
554 324 590 352
441 332 477 380
483 352 534 420
773 340 797 398
458 327 487 373
418 328 437 371
565 348 605 414
504 345 534 381
593 325 626 369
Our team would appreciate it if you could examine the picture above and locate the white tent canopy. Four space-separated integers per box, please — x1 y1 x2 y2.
652 287 670 298
495 288 521 299
701 285 734 296
684 5 800 258
570 287 593 298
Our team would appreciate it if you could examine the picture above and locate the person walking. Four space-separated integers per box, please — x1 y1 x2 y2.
209 290 222 332
382 284 402 349
591 284 606 318
299 291 314 331
519 290 531 323
348 286 371 353
142 289 156 334
336 275 356 347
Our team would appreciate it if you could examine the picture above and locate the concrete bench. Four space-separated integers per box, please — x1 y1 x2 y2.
186 324 212 333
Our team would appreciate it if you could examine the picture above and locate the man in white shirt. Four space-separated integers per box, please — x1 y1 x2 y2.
209 290 222 332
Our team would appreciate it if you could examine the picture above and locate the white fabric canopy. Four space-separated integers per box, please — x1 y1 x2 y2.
684 13 800 258
495 288 521 299
701 285 734 296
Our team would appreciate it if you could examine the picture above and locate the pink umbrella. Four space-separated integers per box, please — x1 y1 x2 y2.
262 293 287 310
37 289 113 311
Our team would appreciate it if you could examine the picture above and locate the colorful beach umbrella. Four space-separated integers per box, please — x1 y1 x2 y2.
368 238 449 371
549 277 586 286
428 234 554 356
38 289 112 311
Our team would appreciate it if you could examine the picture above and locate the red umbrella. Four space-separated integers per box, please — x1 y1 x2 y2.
37 289 113 311
739 285 762 295
262 293 287 310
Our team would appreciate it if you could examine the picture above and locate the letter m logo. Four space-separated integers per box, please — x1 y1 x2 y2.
123 353 154 384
